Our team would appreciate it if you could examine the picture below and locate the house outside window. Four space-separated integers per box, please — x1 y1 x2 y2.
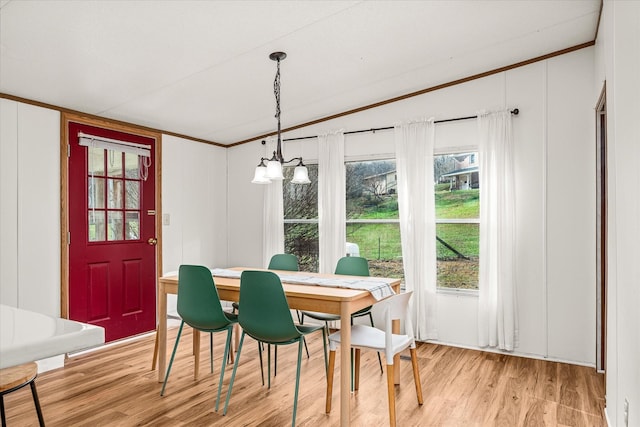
434 151 480 290
284 153 479 290
346 159 404 279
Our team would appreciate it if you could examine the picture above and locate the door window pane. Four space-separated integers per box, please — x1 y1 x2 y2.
107 150 123 178
88 147 105 176
125 212 140 240
88 177 105 209
88 211 105 242
107 179 123 209
125 181 140 209
124 153 140 179
108 211 124 241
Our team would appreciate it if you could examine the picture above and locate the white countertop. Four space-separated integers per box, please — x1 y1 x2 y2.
0 304 105 369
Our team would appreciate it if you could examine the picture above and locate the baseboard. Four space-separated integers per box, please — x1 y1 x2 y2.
424 339 597 368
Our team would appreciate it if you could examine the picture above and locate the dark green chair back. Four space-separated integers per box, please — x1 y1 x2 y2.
177 265 232 331
334 256 370 277
268 254 299 271
239 270 301 344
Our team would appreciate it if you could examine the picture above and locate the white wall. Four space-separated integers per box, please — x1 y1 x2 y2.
595 1 640 425
0 101 229 320
161 135 228 272
227 48 598 366
0 99 60 316
161 135 228 313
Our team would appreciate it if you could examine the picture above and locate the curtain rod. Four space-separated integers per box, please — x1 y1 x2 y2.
271 108 519 143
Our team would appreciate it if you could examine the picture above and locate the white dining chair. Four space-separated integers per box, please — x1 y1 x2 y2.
325 291 423 427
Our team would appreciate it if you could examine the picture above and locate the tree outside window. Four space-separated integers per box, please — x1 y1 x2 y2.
283 153 479 290
283 165 319 272
345 160 403 279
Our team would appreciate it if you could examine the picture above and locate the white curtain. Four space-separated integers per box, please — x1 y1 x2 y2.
477 110 519 351
262 137 284 268
394 118 438 340
318 130 346 274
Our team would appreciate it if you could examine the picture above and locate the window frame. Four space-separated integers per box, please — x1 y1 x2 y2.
433 148 480 293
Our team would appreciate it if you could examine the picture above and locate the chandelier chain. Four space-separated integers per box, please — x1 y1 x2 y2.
274 59 281 121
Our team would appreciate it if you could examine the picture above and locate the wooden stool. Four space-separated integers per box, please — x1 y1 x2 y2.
0 362 45 426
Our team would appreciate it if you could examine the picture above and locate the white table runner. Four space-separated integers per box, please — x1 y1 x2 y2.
209 268 396 301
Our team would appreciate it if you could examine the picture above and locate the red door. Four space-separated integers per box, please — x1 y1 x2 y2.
68 121 157 342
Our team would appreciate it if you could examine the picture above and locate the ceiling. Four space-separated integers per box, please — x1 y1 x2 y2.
0 1 600 146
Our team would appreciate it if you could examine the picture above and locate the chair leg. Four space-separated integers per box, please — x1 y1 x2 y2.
368 312 383 373
258 341 265 386
303 336 310 358
1 394 7 427
215 328 233 412
386 364 397 427
354 348 361 391
223 331 246 415
161 321 185 396
210 333 214 374
274 345 277 377
325 350 336 413
291 339 304 427
267 344 272 389
30 381 45 427
410 348 424 405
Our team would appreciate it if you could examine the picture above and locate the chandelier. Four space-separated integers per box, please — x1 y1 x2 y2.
252 52 310 185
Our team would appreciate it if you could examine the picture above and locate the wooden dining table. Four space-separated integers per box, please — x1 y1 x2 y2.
156 267 401 427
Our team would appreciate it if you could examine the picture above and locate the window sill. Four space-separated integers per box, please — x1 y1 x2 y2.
436 287 479 297
399 285 478 297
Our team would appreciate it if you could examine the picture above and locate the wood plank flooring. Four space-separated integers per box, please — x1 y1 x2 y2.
3 326 605 426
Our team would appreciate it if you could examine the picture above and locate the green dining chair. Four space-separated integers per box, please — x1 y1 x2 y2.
160 265 238 412
299 256 383 373
231 253 305 385
267 253 299 271
222 270 328 427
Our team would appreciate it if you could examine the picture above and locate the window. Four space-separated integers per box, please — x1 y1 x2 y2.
283 152 480 290
283 164 319 272
435 152 479 290
88 148 141 242
346 160 403 280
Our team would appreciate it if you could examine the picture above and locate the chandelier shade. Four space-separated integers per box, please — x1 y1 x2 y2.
252 51 309 185
251 159 271 184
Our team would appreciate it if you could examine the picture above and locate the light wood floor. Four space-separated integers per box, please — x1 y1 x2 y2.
3 326 605 426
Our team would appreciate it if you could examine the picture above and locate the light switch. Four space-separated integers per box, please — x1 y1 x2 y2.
163 214 170 226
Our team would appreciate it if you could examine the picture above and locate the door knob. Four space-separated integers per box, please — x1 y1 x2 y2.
147 237 158 246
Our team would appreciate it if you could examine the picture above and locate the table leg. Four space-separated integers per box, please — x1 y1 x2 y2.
340 302 351 427
392 318 400 385
157 282 167 383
